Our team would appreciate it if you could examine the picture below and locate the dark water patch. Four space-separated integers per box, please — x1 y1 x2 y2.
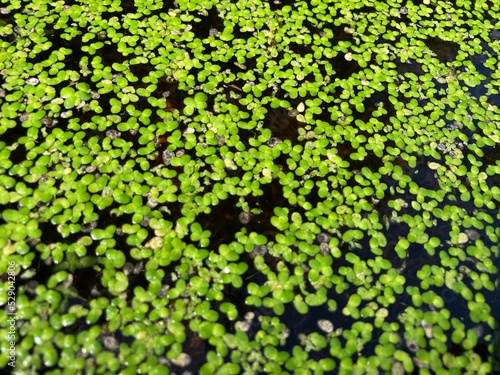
153 198 183 229
8 141 27 165
96 42 128 66
331 24 356 42
334 137 356 161
236 128 256 149
264 107 301 145
229 26 256 43
289 41 313 57
18 250 53 289
432 77 449 94
0 119 27 146
278 303 339 355
425 36 460 63
198 194 241 249
449 342 491 362
303 18 326 36
128 62 154 79
355 5 376 14
121 0 137 13
380 219 410 257
485 142 500 168
347 149 384 174
98 201 136 229
412 156 442 191
486 92 500 108
38 221 65 244
43 25 86 53
0 28 16 45
272 150 291 176
72 266 102 300
190 7 224 39
425 216 452 241
243 179 288 237
368 89 390 111
489 29 500 41
222 57 249 79
460 54 492 99
156 77 187 111
330 53 361 80
404 242 438 282
468 52 491 75
178 323 208 372
397 59 425 75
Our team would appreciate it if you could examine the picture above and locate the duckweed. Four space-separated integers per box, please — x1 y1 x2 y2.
1 0 500 373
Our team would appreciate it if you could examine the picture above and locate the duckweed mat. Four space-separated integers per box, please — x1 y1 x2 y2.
1 0 500 373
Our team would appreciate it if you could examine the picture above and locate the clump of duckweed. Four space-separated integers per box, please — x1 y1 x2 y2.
1 0 500 373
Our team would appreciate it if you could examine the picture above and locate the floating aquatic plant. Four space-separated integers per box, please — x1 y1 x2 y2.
1 0 500 373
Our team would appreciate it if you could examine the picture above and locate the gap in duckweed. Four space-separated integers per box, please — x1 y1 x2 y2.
191 6 224 38
72 266 103 299
1 117 27 146
264 108 301 144
6 142 26 165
